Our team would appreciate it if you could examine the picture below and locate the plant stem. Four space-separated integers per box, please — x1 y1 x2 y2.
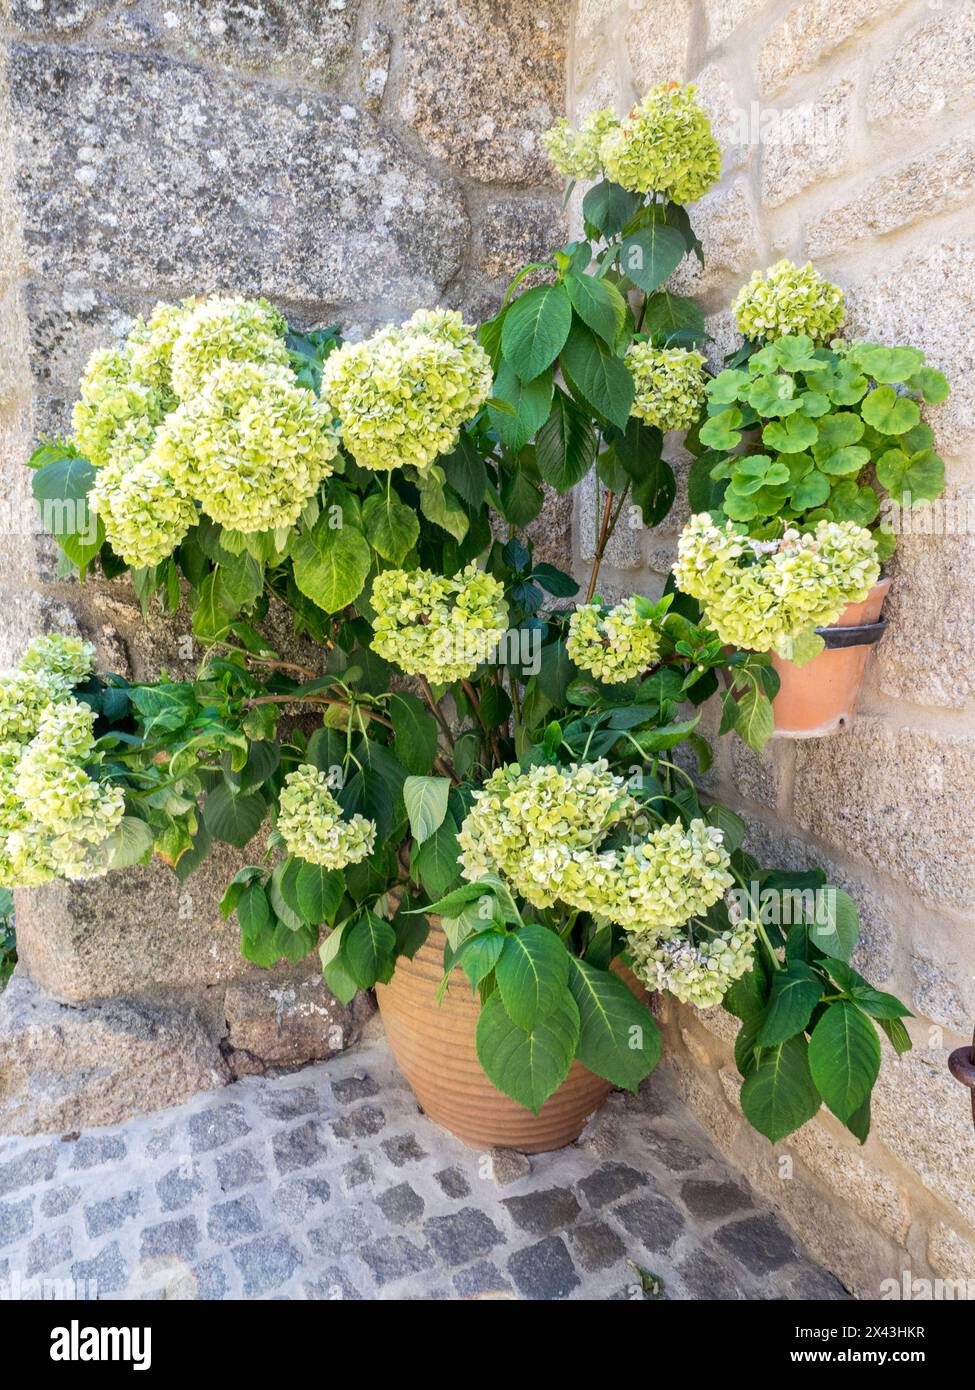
417 675 455 751
584 480 632 604
243 692 394 730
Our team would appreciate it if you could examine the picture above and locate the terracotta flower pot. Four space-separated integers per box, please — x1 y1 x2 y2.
769 577 891 738
375 921 645 1154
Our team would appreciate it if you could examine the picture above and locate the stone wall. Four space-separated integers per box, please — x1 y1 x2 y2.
0 0 568 1133
569 0 975 1297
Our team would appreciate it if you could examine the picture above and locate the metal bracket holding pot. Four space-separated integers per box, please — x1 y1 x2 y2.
815 617 888 651
949 1029 975 1129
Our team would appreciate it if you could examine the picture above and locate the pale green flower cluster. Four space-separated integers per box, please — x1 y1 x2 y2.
627 919 758 1008
19 633 95 696
151 361 338 534
458 760 732 936
319 308 493 472
567 596 661 683
89 456 199 569
277 765 376 870
72 347 166 472
542 108 621 180
0 639 124 886
370 563 508 684
168 296 289 399
674 514 880 654
600 85 721 203
732 260 846 344
627 344 707 431
543 86 720 204
74 295 339 565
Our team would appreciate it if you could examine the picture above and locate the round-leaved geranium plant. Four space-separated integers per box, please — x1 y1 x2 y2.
15 86 914 1146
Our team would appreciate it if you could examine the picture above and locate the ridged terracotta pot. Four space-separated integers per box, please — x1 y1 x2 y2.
770 577 891 738
375 922 644 1153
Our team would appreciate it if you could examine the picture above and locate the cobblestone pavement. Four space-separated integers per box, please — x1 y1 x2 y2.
0 1026 849 1301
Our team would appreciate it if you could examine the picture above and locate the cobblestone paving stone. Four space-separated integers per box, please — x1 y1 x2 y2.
0 1033 850 1301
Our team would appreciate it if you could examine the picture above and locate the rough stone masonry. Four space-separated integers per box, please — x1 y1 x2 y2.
0 0 570 1131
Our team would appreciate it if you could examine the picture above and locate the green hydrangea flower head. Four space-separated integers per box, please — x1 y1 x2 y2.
89 456 197 568
0 668 59 742
319 308 493 472
169 295 290 399
627 344 707 430
277 764 376 869
0 641 125 886
567 596 662 683
674 513 880 655
732 260 846 344
599 84 721 203
128 298 195 401
542 107 621 180
149 361 338 534
71 346 165 470
458 760 732 934
370 562 508 684
627 919 757 1007
19 634 95 695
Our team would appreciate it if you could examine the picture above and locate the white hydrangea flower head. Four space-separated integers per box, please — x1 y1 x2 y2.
168 295 290 399
277 764 376 870
458 760 732 932
71 346 165 470
89 456 198 568
627 344 707 431
674 513 880 655
598 84 721 203
732 260 846 344
627 918 757 1007
542 108 621 180
320 308 493 472
149 360 339 534
19 634 95 696
370 562 508 684
567 596 662 683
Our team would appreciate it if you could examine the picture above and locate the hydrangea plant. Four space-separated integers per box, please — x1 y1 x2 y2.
17 86 914 1145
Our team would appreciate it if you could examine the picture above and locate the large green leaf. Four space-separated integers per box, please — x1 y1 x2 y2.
203 782 265 848
237 883 281 967
757 962 824 1045
319 925 359 1004
564 272 627 346
739 1034 822 1142
105 816 155 870
582 179 642 237
875 447 945 504
361 491 419 564
415 813 461 898
292 517 372 613
735 687 774 752
294 861 345 925
808 887 858 961
495 923 570 1031
416 467 469 542
535 388 598 491
32 454 104 573
390 693 439 776
560 320 634 430
501 283 572 382
808 1001 881 1123
403 775 451 844
452 929 505 992
567 957 659 1091
641 290 706 346
475 988 580 1114
618 224 686 294
344 909 396 989
488 362 554 451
